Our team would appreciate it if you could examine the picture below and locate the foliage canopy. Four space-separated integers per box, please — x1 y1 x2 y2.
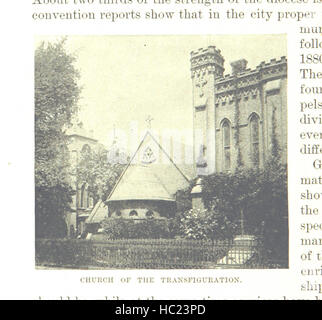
77 146 126 204
35 39 80 238
101 218 175 239
178 159 288 262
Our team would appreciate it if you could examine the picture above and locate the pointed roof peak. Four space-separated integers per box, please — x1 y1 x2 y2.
107 130 190 203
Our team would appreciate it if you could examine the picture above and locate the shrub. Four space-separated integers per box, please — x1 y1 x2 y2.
194 161 288 263
35 239 93 267
180 208 238 241
101 218 173 239
35 238 231 269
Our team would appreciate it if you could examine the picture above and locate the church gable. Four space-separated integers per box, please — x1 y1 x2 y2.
107 131 190 203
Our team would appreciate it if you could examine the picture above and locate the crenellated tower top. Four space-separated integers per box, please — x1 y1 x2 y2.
190 46 225 79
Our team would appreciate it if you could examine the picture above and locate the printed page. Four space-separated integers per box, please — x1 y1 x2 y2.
1 0 321 300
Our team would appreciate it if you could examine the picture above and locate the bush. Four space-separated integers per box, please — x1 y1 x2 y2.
35 238 230 269
35 239 93 267
175 157 288 264
180 208 238 241
199 161 288 263
101 218 173 239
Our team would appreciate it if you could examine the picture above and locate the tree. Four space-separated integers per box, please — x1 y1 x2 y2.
178 161 288 264
77 147 126 204
35 38 80 238
259 103 288 263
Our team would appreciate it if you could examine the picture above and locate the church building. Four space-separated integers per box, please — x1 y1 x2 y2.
85 130 192 232
86 43 288 229
106 131 190 220
64 122 102 237
191 46 287 176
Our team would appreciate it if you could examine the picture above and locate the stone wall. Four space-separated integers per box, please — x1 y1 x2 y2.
191 48 287 175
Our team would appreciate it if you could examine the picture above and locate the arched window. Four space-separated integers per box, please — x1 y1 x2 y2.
116 210 122 217
129 210 138 217
80 184 89 208
81 144 92 162
80 184 85 208
222 120 231 171
81 144 91 154
250 114 260 166
145 210 154 219
86 187 90 208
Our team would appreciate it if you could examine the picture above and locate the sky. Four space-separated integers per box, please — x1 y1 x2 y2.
36 34 287 148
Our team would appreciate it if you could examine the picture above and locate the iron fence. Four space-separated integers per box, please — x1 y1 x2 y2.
35 237 271 269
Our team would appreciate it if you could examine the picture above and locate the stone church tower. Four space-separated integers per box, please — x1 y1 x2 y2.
191 46 287 176
191 46 225 175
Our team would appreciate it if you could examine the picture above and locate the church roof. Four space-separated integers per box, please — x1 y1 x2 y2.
65 122 97 142
107 131 190 203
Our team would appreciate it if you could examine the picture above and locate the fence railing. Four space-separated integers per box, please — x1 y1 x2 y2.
35 237 265 269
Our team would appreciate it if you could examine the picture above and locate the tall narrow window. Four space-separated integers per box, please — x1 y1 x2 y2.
80 184 88 208
86 188 90 208
250 114 260 166
222 120 231 171
80 184 85 208
81 144 91 155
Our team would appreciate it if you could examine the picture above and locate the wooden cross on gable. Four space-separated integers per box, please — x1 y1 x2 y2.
196 73 207 97
145 115 154 129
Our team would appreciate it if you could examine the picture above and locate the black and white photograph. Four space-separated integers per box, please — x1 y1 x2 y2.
35 35 288 270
